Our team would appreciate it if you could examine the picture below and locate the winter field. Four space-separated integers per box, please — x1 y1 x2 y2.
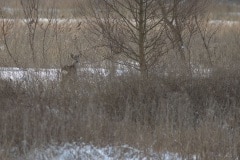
0 64 237 160
0 67 203 160
1 1 240 160
0 28 240 160
17 143 196 160
0 65 211 82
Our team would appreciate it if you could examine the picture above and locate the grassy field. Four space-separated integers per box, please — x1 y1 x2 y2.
1 1 240 160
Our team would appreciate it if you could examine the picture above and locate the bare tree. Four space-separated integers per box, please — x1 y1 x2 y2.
0 19 18 66
77 0 210 77
20 0 39 65
78 0 168 77
160 0 211 73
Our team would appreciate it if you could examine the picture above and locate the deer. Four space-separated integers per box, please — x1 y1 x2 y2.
61 54 80 92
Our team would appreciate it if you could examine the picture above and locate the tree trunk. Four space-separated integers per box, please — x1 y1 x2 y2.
138 0 148 78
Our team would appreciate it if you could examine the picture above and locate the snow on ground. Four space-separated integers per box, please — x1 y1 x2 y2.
24 142 194 160
228 12 240 16
209 20 240 26
0 65 212 83
0 67 113 82
0 67 60 82
0 18 239 26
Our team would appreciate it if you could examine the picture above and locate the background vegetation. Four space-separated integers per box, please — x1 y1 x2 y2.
0 0 240 159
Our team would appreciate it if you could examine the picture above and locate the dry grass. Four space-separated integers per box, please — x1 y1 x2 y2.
1 69 240 159
209 1 240 20
1 2 240 160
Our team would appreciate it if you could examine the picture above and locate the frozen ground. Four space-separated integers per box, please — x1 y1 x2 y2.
0 67 110 81
0 65 212 83
0 67 123 82
209 20 240 26
22 142 195 160
0 18 239 26
0 67 60 82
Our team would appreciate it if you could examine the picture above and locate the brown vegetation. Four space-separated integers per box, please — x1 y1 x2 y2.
1 0 240 160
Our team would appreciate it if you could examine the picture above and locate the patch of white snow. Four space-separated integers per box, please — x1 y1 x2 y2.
24 142 196 160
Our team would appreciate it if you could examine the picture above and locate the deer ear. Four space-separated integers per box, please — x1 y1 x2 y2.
70 53 74 59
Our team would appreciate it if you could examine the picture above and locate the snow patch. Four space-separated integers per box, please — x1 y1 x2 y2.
25 143 194 160
0 67 127 83
209 20 240 26
0 67 60 82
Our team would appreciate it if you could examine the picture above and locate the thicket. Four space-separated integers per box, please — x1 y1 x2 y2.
1 1 240 159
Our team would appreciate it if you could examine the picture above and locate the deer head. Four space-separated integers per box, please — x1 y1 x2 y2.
62 54 80 75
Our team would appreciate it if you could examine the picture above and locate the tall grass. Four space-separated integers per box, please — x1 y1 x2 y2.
1 68 240 159
1 2 240 159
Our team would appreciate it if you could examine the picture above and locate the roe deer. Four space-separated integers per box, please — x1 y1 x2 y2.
61 54 80 92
